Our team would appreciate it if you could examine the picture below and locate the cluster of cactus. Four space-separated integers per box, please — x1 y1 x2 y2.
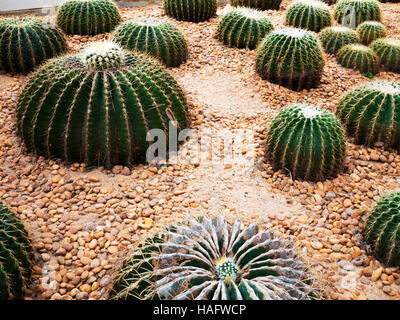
334 0 381 28
370 38 400 73
17 41 189 169
365 191 400 267
337 44 379 74
217 7 274 50
111 215 315 300
285 0 332 33
112 19 188 67
357 21 387 45
0 203 33 300
266 104 346 181
0 17 67 74
229 0 283 10
319 26 359 54
336 81 400 150
56 0 121 35
256 28 325 91
163 0 217 22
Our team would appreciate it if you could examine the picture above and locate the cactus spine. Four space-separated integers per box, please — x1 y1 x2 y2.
113 19 188 67
111 216 315 300
337 44 379 74
217 7 274 50
319 26 359 54
357 21 387 45
0 17 67 74
229 0 283 10
370 38 400 74
163 0 217 22
334 0 381 28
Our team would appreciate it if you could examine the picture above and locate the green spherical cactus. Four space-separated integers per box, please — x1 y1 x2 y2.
112 19 188 67
0 17 67 74
163 0 217 22
256 28 325 91
319 26 359 54
334 0 381 28
357 21 386 45
336 81 400 150
0 203 33 300
111 215 316 300
229 0 283 10
17 41 189 169
266 104 346 181
217 7 274 50
365 191 400 267
337 44 379 74
56 0 121 36
285 0 332 33
370 38 400 74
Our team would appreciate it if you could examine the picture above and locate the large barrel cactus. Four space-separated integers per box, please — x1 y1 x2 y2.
334 0 381 28
229 0 283 10
285 0 332 33
112 19 188 67
163 0 217 22
256 28 325 91
0 17 67 74
356 21 387 45
111 216 315 300
336 81 400 150
337 44 379 74
266 104 346 181
319 26 359 54
0 203 33 300
17 41 189 169
370 38 400 74
365 192 400 267
56 0 121 35
217 7 274 50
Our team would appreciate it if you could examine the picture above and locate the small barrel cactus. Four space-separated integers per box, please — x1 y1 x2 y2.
0 203 33 300
217 7 274 50
256 28 325 91
56 0 121 35
357 21 387 45
111 215 315 300
365 191 400 267
337 44 379 74
163 0 217 22
285 0 332 33
336 81 400 150
0 17 67 74
319 26 359 54
370 38 400 74
334 0 381 28
229 0 283 10
112 19 188 67
17 41 189 169
266 104 346 181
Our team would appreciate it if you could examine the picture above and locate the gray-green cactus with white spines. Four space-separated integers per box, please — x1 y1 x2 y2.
163 0 217 22
370 38 400 74
336 81 400 150
0 203 33 300
0 17 67 74
256 28 325 91
365 191 400 267
357 21 386 45
334 0 381 28
337 44 379 74
112 19 188 67
230 0 283 10
217 7 274 50
285 0 332 33
319 26 359 54
17 41 189 169
266 104 346 181
111 215 316 300
57 0 121 36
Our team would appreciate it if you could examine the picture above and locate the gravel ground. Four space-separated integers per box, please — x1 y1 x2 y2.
1 1 400 300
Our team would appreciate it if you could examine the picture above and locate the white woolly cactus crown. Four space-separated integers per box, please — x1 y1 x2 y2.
82 41 125 71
